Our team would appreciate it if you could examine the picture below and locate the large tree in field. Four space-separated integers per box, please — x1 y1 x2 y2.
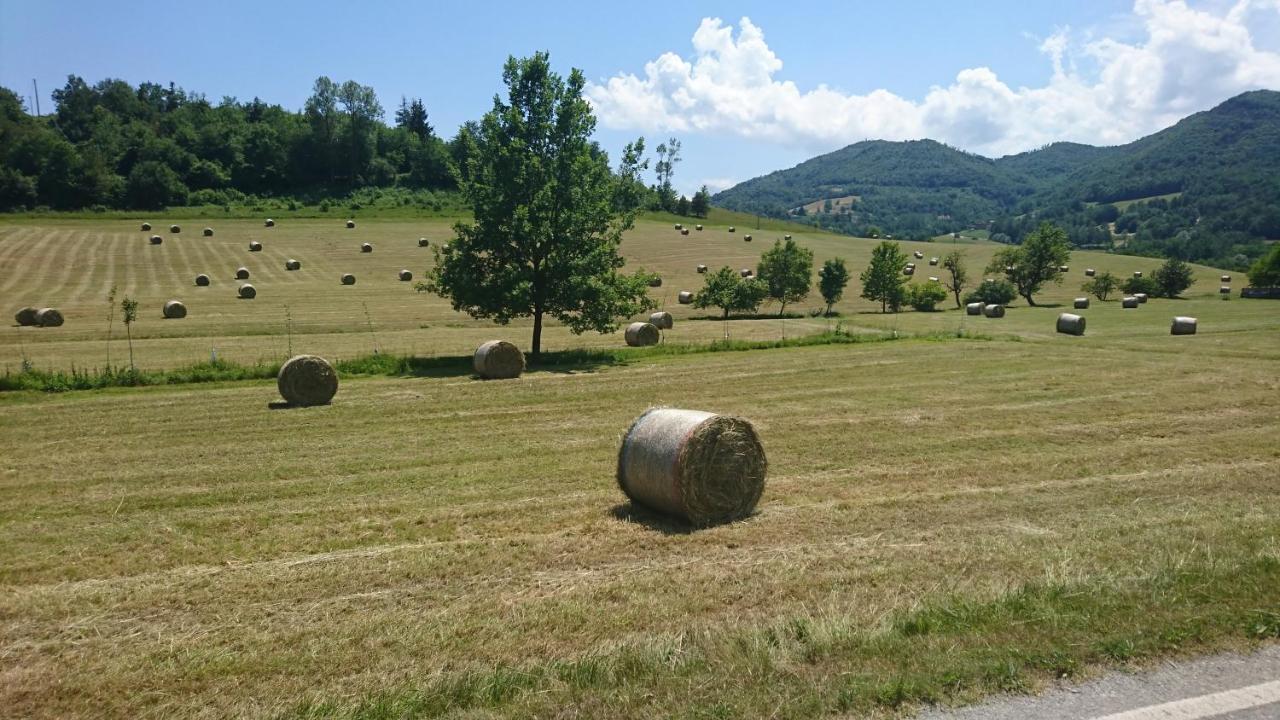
860 241 909 312
818 258 850 316
423 53 653 357
693 266 768 319
757 238 813 316
941 250 968 309
987 222 1071 306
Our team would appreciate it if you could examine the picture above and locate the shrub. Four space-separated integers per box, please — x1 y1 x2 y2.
1122 275 1158 296
909 281 948 311
1152 257 1195 298
965 279 1017 307
1247 244 1280 287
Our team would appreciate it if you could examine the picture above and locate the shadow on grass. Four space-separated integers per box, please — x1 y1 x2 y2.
686 312 808 321
608 502 695 535
336 348 629 380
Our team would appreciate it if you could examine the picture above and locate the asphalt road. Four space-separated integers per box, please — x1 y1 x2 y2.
913 643 1280 720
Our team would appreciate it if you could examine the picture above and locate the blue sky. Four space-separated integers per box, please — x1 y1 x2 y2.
3 1 1278 195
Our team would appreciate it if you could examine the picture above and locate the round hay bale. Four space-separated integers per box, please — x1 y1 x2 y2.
1085 268 1096 277
141 222 151 231
965 302 984 316
346 220 356 229
235 267 250 280
744 234 753 242
34 307 64 327
162 300 187 319
1059 265 1069 273
195 274 210 286
203 227 214 237
1133 271 1143 278
361 243 373 253
1220 275 1231 283
903 266 915 276
15 306 38 326
648 276 662 288
914 251 924 259
473 340 525 380
399 269 413 281
285 259 300 271
678 291 693 304
277 354 338 406
264 218 275 227
1122 296 1139 308
1073 297 1090 309
249 241 262 252
169 224 181 234
982 303 1005 318
625 322 660 347
341 274 356 285
784 234 792 241
616 407 767 526
418 237 430 247
740 268 753 278
1171 316 1197 335
1005 265 1016 272
928 276 939 282
238 283 256 299
929 257 939 266
1219 285 1231 294
1135 293 1148 304
681 228 690 236
728 226 736 233
649 311 673 330
674 223 682 230
1056 313 1085 336
149 235 163 245
696 264 708 273
696 225 703 231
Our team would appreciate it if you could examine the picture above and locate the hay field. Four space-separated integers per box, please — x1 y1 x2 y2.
0 214 1245 372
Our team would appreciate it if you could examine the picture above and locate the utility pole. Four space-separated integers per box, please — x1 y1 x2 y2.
32 79 41 116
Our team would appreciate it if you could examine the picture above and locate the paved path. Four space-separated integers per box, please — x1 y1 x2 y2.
914 643 1280 720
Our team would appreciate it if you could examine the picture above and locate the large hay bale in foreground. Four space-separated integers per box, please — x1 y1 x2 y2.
149 235 163 245
361 243 372 253
285 259 300 271
264 218 275 227
399 269 413 281
418 237 430 247
195 274 210 286
625 322 660 347
249 241 262 252
1122 296 1139 308
616 408 767 526
203 227 214 237
983 303 1005 318
34 308 64 327
649 311 673 330
341 274 356 285
346 220 356 229
473 340 525 380
162 300 187 319
277 354 338 406
696 264 708 273
1171 316 1198 335
169 224 181 233
15 306 38 326
1056 313 1085 336
965 302 984 316
1073 297 1090 309
678 291 693 304
235 267 250 280
141 222 151 231
238 283 256 299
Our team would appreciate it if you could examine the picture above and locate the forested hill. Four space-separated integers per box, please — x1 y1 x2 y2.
713 90 1280 269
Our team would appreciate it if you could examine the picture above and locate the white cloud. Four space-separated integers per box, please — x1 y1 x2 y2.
586 2 1280 158
698 177 738 194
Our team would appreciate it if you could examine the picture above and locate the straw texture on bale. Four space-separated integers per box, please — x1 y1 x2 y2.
346 220 356 228
625 322 660 347
1136 293 1149 303
1221 275 1231 283
264 218 275 227
678 291 693 304
648 276 662 287
195 274 210 286
1085 268 1096 276
277 354 338 406
235 267 250 280
418 238 430 247
169 224 180 233
1220 285 1231 294
616 408 767 526
649 311 673 330
1056 313 1085 336
696 264 708 273
983 303 1005 318
149 235 163 245
162 300 187 319
341 274 356 285
965 302 984 315
141 222 151 231
238 283 256 299
1122 296 1139 308
1171 316 1198 335
285 259 300 271
1073 297 1090 309
399 269 413 281
249 241 262 252
34 308 64 327
15 307 38 326
473 340 525 379
361 243 372 253
203 227 214 237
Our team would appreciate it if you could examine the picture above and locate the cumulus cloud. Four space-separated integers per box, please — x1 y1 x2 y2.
586 1 1280 158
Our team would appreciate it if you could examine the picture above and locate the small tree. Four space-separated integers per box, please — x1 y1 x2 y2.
1122 275 1158 296
941 250 968 308
909 281 948 311
964 279 1018 307
690 185 710 218
1247 243 1280 287
1152 257 1195 298
694 266 768 319
818 258 850 316
986 222 1071 306
757 238 813 316
120 296 138 372
1083 271 1119 301
104 284 118 368
860 241 909 312
676 195 691 216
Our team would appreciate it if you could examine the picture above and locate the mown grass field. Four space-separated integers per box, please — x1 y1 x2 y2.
1 214 1277 719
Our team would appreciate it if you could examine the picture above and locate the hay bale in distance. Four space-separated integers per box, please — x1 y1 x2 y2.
625 322 660 347
674 223 682 230
34 308 64 327
648 276 662 288
418 237 430 247
473 340 525 380
1220 275 1231 283
1059 265 1069 272
360 243 373 253
238 283 256 299
277 355 338 406
983 303 1005 318
1171 316 1198 335
1133 271 1143 278
1085 268 1096 276
649 311 673 330
744 234 753 242
203 227 214 237
169 224 181 233
1073 297 1090 309
696 264 708 273
740 268 753 277
678 291 693 304
264 218 275 227
1122 296 1139 308
341 274 356 285
141 222 151 231
929 257 939 266
399 269 413 281
914 251 924 259
785 234 792 241
616 407 767 526
1056 313 1085 336
903 266 915 276
696 225 703 231
249 241 262 252
195 274 210 286
728 226 736 232
1219 285 1231 294
346 220 356 229
285 259 300 271
235 267 250 280
1135 293 1149 304
149 235 163 245
928 276 939 282
162 300 187 319
965 302 984 316
14 307 38 326
681 228 690 236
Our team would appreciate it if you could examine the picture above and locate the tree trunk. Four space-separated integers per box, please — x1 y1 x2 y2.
1024 292 1037 307
531 311 543 359
778 301 787 317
